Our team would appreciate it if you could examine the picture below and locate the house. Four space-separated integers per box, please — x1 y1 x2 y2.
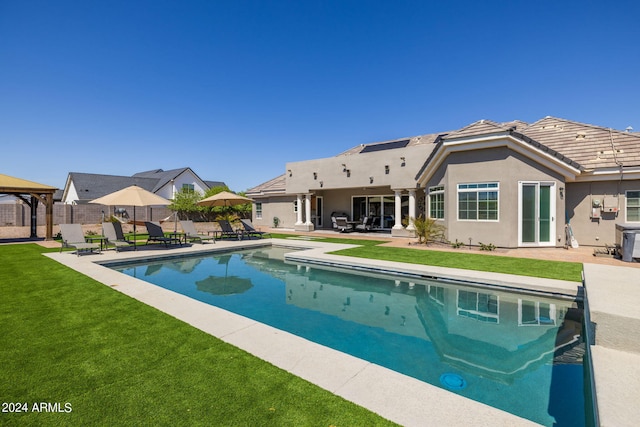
246 116 640 248
61 167 225 204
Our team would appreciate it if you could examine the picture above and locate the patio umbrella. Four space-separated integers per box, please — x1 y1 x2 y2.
197 191 252 208
195 275 253 296
195 254 253 295
89 185 171 244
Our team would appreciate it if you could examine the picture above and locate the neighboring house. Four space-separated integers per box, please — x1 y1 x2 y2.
246 116 640 248
61 167 225 204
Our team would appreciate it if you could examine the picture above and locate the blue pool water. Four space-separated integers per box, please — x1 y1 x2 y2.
112 246 587 426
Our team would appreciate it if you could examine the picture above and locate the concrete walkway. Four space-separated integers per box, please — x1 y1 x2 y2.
43 237 640 426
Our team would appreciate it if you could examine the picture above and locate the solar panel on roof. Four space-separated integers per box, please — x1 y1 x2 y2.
360 139 410 153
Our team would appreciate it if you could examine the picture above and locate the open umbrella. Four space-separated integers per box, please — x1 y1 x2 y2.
196 275 253 296
195 255 253 295
197 191 252 208
89 185 171 244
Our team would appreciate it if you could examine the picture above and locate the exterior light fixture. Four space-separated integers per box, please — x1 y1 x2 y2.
400 157 406 167
369 176 374 184
385 165 389 174
342 163 347 172
313 172 317 180
346 170 351 177
319 181 323 187
288 169 292 177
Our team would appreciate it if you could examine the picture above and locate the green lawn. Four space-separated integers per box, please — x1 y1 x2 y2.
273 233 583 282
330 245 583 282
0 244 396 427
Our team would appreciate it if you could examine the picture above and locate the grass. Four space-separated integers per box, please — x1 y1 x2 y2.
0 244 396 427
272 233 583 282
329 245 583 282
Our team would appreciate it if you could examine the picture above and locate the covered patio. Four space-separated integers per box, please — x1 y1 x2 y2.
0 174 57 240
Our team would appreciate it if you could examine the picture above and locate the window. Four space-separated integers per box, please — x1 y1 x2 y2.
627 190 640 222
255 202 262 219
182 184 195 193
293 200 299 213
457 183 499 221
457 290 499 323
518 299 556 326
429 186 445 219
428 285 445 306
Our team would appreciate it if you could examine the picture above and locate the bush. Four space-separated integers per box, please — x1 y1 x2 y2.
412 215 446 245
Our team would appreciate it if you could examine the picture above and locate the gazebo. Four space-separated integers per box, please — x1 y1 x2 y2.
0 174 57 240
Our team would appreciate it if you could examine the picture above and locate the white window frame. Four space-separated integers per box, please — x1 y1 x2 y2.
457 182 499 221
255 202 262 219
428 185 445 220
626 190 640 222
518 299 557 326
456 290 499 324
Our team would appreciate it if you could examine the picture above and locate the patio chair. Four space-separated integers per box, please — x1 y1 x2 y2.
180 220 215 244
355 217 371 232
144 221 180 247
335 217 354 233
240 219 271 239
102 222 134 252
59 224 101 256
217 220 243 240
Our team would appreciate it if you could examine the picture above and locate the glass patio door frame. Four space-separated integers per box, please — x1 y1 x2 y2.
518 181 556 247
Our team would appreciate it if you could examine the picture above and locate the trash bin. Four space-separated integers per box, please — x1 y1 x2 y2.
616 224 640 262
621 230 640 262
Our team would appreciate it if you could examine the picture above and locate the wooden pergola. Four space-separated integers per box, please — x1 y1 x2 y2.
0 174 57 240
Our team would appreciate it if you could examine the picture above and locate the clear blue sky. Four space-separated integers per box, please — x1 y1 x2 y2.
1 0 638 192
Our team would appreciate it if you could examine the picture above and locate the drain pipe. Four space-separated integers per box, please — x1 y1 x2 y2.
581 270 600 426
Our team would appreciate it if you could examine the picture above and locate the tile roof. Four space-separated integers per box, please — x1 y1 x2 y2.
249 116 640 193
246 174 286 195
519 117 640 169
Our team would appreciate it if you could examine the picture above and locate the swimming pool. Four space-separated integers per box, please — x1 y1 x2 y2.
112 246 587 426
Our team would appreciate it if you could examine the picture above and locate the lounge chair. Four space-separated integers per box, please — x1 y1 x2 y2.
180 220 215 244
240 219 271 239
144 221 180 247
335 217 354 233
102 222 134 252
355 217 370 232
217 220 242 240
59 224 101 256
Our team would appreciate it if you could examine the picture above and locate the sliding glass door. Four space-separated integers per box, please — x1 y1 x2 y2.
519 182 555 246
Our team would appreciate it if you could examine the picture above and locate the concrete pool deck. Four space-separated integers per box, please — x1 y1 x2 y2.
45 238 640 426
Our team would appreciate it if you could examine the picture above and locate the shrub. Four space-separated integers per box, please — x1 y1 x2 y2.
412 215 446 245
479 242 496 251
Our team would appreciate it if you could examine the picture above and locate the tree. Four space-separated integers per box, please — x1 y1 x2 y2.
169 188 203 221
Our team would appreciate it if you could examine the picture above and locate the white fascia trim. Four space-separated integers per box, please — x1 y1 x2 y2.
574 167 640 182
417 134 580 184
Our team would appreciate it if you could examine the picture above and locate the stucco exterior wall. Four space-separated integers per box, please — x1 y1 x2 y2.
426 147 565 248
286 144 434 194
566 180 640 246
252 196 296 229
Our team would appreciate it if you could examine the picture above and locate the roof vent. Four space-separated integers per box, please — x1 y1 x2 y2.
576 131 587 140
626 126 634 133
